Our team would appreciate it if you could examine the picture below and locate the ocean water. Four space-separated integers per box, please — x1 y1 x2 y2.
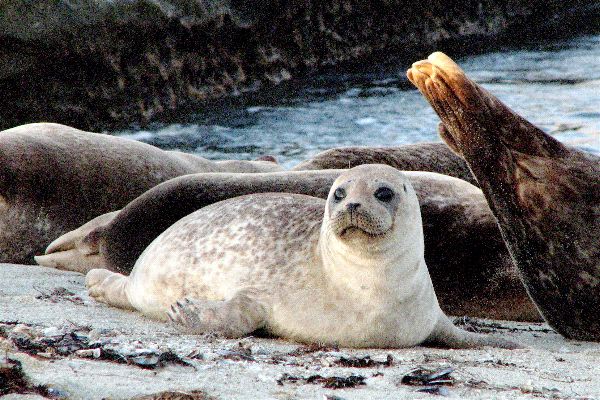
116 34 600 168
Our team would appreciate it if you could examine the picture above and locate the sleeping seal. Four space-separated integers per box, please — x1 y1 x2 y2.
292 142 478 186
0 122 281 264
408 52 600 340
85 165 519 349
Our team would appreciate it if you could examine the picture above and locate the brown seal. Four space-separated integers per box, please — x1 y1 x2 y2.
292 142 478 186
0 123 281 264
38 170 540 322
407 52 600 340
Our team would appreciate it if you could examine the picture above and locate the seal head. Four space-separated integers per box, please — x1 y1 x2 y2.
328 175 401 239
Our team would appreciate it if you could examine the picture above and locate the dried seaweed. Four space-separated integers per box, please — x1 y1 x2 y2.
277 373 366 389
335 354 393 368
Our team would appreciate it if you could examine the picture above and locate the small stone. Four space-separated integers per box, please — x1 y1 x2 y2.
520 380 534 393
75 348 101 358
87 329 101 342
46 386 70 398
42 326 62 337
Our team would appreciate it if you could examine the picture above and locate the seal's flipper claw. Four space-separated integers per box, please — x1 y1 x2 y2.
167 291 266 338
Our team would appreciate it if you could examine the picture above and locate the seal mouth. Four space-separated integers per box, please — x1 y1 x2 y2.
330 209 392 239
338 224 390 238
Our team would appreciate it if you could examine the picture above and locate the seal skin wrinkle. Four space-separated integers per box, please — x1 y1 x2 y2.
407 52 600 341
0 123 282 264
85 165 520 349
40 170 540 322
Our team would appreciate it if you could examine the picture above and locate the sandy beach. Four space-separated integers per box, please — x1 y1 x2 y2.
1 264 599 400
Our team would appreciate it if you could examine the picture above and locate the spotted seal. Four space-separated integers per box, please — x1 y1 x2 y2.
37 169 539 321
408 52 600 340
85 165 519 348
0 122 281 264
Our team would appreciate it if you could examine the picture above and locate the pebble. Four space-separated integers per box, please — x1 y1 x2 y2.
520 380 534 393
75 348 101 358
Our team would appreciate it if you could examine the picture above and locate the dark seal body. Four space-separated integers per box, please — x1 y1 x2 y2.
408 52 600 340
0 123 281 264
292 143 478 186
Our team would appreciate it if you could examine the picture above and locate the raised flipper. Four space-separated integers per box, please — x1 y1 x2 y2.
424 316 522 350
35 211 119 273
408 52 600 341
167 290 267 338
85 268 134 310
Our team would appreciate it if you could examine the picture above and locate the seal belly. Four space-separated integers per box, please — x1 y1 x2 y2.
268 261 440 348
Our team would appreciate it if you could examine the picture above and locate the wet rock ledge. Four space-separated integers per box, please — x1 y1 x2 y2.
1 0 598 131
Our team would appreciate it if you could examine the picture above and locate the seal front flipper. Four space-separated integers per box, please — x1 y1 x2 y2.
35 211 119 273
423 316 522 350
167 290 267 338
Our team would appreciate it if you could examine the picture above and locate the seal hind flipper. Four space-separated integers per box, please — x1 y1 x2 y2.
167 291 267 338
35 249 105 274
35 211 118 273
424 317 522 349
85 269 134 310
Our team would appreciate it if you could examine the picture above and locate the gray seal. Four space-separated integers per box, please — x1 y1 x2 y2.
85 165 519 349
408 52 600 340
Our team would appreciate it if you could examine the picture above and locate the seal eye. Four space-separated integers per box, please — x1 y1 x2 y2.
374 187 394 202
333 188 346 202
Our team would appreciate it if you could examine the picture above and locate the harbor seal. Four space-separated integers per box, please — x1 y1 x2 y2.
85 165 519 348
408 52 600 340
0 122 281 264
292 142 478 186
38 169 539 322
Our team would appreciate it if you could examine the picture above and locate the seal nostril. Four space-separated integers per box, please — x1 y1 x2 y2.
347 203 360 211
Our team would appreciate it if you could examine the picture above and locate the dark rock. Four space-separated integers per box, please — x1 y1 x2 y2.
0 357 63 397
0 358 29 395
34 287 84 305
1 1 599 130
3 324 190 369
400 366 455 386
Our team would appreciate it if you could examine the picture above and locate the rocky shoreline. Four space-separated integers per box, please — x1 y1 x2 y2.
2 0 599 131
